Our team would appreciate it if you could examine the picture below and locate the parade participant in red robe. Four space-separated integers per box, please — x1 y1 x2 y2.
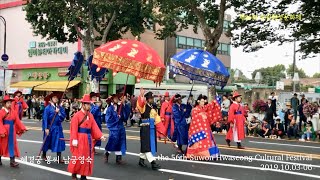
68 94 106 180
159 92 174 139
12 90 28 120
186 95 221 159
0 95 27 167
226 92 246 149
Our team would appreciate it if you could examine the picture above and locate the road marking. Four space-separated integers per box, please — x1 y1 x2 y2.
249 140 320 149
220 154 320 168
16 139 320 171
126 152 320 179
159 169 234 180
22 122 37 124
15 140 232 180
22 128 320 159
1 157 111 180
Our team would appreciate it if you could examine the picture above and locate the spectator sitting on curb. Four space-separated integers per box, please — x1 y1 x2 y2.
248 116 260 137
271 117 284 139
258 119 271 138
287 110 298 140
300 121 316 141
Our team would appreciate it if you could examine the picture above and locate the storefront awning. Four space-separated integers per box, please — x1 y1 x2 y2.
10 81 47 88
33 80 81 91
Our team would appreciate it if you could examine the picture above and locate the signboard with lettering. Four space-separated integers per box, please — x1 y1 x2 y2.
28 41 68 57
27 72 51 79
58 68 68 77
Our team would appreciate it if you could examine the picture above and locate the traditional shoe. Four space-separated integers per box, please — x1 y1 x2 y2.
138 158 147 167
10 162 19 168
226 139 231 147
72 174 78 180
237 143 245 149
104 152 109 163
151 161 161 170
42 155 47 161
116 155 125 165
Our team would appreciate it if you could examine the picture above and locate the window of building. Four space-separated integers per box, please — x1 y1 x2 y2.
176 35 230 55
194 39 202 48
146 18 155 31
187 38 193 46
223 21 230 32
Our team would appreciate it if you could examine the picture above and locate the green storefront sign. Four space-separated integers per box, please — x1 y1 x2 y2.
28 40 68 57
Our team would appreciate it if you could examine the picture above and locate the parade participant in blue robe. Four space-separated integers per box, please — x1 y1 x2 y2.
172 94 192 153
105 94 130 164
90 92 102 150
42 92 66 163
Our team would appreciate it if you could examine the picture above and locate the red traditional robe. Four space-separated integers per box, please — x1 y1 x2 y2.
0 108 26 157
226 102 246 141
160 97 174 138
186 100 221 158
12 97 28 120
68 110 103 176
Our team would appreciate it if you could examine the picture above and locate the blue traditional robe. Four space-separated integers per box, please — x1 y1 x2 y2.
91 104 102 147
105 103 130 155
172 103 192 146
42 103 66 152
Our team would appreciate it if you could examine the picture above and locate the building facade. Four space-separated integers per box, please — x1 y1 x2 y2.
0 0 231 98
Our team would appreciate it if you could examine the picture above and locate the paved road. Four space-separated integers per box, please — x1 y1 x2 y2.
1 118 320 180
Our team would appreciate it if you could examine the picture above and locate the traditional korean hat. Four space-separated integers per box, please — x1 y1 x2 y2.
2 95 14 103
44 91 63 102
80 94 92 103
144 92 155 100
164 91 170 97
286 102 292 107
232 91 242 100
89 92 100 98
14 90 22 96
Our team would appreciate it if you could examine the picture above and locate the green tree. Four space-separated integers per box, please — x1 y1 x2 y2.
313 73 320 78
251 64 286 86
154 0 230 55
24 0 152 57
230 69 252 83
286 64 308 79
231 0 320 57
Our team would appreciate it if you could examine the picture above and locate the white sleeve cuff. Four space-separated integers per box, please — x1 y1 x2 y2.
72 140 78 146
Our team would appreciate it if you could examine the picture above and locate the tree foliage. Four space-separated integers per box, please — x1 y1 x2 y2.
313 73 320 78
24 0 152 56
230 69 252 83
154 0 229 55
286 64 308 78
231 0 320 57
251 64 286 86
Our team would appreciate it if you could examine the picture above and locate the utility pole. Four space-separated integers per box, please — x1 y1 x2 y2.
293 39 296 92
0 16 7 95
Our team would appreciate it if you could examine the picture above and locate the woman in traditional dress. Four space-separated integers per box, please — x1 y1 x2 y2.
186 95 221 160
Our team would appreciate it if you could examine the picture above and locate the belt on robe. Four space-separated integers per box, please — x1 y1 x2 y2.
78 127 92 157
4 120 15 157
141 118 156 156
165 112 172 115
235 111 242 115
17 102 22 118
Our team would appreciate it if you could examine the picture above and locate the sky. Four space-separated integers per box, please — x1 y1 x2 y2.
231 43 320 79
226 1 320 79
